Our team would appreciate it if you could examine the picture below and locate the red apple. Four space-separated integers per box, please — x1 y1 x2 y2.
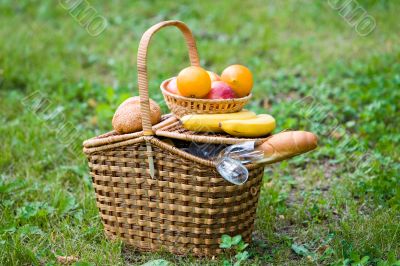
207 71 221 82
206 81 237 99
166 77 181 95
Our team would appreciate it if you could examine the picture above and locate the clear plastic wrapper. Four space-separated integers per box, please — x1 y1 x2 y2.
216 141 263 185
180 142 227 159
216 157 249 185
180 141 263 185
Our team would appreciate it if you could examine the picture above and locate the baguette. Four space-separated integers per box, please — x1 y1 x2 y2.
255 131 318 165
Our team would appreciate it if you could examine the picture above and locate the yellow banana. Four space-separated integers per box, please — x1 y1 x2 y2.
219 114 276 137
180 110 257 132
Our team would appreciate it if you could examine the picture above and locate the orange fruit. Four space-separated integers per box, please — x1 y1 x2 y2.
221 65 253 97
207 71 221 82
177 66 211 98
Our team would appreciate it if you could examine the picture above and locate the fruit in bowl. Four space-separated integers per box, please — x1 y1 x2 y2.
166 65 253 100
206 81 236 99
177 66 211 98
165 77 181 96
221 64 253 97
207 71 221 82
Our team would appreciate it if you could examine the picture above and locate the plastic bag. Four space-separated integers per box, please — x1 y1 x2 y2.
216 141 263 185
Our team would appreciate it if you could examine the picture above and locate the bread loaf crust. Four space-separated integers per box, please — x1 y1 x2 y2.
112 96 161 134
256 131 318 164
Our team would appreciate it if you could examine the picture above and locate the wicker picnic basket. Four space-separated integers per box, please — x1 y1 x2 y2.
83 20 266 256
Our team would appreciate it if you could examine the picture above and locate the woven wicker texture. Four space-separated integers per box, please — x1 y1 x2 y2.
137 19 251 119
161 79 251 118
137 20 200 134
155 119 270 145
84 20 266 256
84 115 270 149
86 138 264 256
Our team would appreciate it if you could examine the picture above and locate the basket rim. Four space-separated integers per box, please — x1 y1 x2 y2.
82 115 264 170
83 114 270 148
83 134 262 170
160 77 252 103
82 114 176 148
83 135 217 167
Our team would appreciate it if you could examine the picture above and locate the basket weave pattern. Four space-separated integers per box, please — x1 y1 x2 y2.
161 80 251 118
88 141 263 255
83 20 266 256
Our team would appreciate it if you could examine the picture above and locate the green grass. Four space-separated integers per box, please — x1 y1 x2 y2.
1 0 399 265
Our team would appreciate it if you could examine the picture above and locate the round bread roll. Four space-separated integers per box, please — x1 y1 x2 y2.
112 96 161 134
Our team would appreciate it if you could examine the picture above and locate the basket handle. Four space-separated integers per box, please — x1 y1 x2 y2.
137 20 200 135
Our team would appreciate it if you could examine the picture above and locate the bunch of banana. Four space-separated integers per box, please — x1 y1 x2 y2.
180 110 276 137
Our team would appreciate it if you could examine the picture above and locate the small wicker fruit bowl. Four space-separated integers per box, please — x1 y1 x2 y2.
154 19 251 118
161 78 252 118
